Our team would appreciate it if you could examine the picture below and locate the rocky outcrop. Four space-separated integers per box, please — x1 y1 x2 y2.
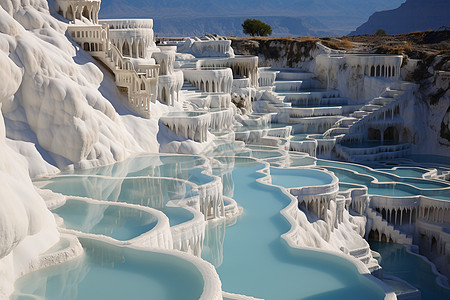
230 38 323 70
441 106 450 143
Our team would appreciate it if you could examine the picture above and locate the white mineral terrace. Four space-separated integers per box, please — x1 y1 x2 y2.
160 112 211 143
179 39 235 58
99 19 157 59
56 0 100 23
2 0 450 299
317 54 403 79
197 56 259 87
183 68 234 94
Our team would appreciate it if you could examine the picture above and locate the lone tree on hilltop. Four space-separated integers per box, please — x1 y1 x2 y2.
374 29 387 36
242 19 272 37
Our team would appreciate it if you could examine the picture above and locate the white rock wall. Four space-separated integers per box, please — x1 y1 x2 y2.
0 7 58 297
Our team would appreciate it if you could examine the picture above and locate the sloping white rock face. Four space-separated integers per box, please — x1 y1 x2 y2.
0 0 162 171
0 0 190 297
0 16 58 298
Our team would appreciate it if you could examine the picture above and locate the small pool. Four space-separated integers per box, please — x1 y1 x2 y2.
318 161 450 198
234 122 291 132
164 111 205 117
370 241 450 300
270 167 334 189
407 154 450 166
290 133 311 141
52 199 158 241
287 155 316 167
38 176 196 209
340 141 398 148
163 206 194 227
376 167 430 178
12 239 205 300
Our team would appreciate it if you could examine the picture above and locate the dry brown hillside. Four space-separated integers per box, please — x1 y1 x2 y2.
230 30 450 59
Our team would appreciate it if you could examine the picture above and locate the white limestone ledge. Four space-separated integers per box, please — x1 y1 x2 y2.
223 196 241 220
100 19 154 29
160 111 211 143
152 50 176 75
235 126 292 145
183 67 233 93
37 233 84 270
210 108 234 132
167 202 206 257
179 39 234 58
158 70 183 105
334 143 411 162
197 56 259 87
289 139 318 157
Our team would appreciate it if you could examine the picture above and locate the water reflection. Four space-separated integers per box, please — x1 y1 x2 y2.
52 199 158 241
201 220 226 267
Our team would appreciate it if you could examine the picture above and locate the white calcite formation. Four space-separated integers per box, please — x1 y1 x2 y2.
315 54 403 103
1 0 449 298
0 0 218 296
1 0 140 170
178 37 235 58
99 19 157 59
0 7 59 297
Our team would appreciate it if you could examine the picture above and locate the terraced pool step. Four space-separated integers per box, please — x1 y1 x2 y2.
366 208 413 245
371 97 396 106
361 104 383 112
275 70 315 81
350 110 371 118
274 79 322 92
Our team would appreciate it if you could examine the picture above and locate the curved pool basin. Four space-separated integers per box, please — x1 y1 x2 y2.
37 176 196 210
11 239 206 300
163 206 195 227
319 160 450 190
320 164 450 200
375 167 431 178
53 154 207 180
52 199 158 241
270 167 335 189
370 241 450 300
205 162 386 300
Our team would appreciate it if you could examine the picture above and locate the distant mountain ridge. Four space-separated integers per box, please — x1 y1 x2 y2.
98 0 405 36
350 0 450 35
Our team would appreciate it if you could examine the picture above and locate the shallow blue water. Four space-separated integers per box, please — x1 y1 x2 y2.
39 176 196 209
23 148 450 300
370 241 450 300
376 168 429 178
52 199 158 241
208 162 385 300
163 206 194 227
317 160 450 199
12 239 204 300
270 167 334 188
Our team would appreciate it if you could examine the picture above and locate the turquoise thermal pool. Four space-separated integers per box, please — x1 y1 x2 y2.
17 147 450 300
205 161 385 299
52 199 158 241
37 176 197 209
163 206 195 227
370 241 450 300
270 167 334 188
11 239 205 300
